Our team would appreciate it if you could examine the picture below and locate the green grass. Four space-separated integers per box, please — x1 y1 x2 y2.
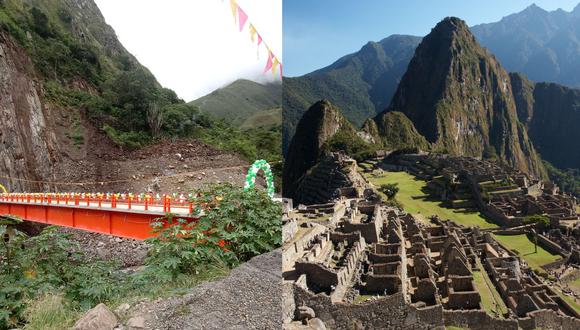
366 171 497 228
24 294 79 330
492 234 561 273
554 288 580 314
240 107 282 130
353 294 375 304
473 260 508 317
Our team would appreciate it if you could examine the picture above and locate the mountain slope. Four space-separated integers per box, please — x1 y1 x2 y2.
283 35 421 152
471 3 580 87
373 17 545 177
511 72 580 170
190 79 281 129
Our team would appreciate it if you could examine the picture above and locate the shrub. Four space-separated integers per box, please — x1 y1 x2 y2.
103 124 150 150
379 183 400 200
141 183 282 283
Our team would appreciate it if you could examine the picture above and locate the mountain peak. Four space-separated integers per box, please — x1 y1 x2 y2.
384 17 545 177
522 3 548 14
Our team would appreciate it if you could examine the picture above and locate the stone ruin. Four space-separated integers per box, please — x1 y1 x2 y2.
283 199 580 329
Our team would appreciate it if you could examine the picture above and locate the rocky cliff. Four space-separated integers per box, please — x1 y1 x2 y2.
511 73 580 169
0 31 59 191
373 17 546 178
282 100 363 200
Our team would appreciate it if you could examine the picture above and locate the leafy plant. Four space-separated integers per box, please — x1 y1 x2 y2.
140 183 282 283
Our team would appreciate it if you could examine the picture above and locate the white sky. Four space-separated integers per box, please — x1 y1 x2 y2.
94 0 282 102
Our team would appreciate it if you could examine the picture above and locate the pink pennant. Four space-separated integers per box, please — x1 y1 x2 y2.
257 33 263 46
264 51 273 73
237 6 248 31
279 64 283 80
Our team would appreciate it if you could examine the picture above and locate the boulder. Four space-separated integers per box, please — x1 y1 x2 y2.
73 303 117 330
126 316 145 329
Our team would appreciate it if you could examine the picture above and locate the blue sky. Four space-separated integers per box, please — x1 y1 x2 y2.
284 0 579 77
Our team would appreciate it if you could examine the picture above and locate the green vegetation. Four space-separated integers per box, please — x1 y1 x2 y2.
240 107 282 130
0 1 281 167
522 214 550 231
0 184 281 329
492 234 561 273
543 161 580 197
190 79 281 128
366 171 497 228
472 260 508 317
379 183 399 200
324 127 377 162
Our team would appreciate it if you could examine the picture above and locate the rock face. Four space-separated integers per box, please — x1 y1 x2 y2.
283 100 362 200
511 73 580 169
375 17 545 177
72 303 117 330
0 32 60 191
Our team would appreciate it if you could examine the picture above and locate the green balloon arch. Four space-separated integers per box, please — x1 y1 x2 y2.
244 160 275 198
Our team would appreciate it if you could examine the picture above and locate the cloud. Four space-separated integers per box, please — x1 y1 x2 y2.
94 0 282 102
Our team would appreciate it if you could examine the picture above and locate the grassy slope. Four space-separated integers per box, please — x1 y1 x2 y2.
366 171 497 228
473 259 508 317
190 79 281 128
492 234 561 273
240 107 281 130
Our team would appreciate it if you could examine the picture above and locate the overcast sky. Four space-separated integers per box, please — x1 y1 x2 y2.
94 0 282 102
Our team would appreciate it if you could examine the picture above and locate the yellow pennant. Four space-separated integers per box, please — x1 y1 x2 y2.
249 24 257 43
272 57 279 76
229 0 238 23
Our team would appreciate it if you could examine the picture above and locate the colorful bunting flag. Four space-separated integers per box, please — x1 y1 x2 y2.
237 5 248 31
224 0 281 80
264 51 273 73
249 24 257 42
272 57 279 76
229 0 238 23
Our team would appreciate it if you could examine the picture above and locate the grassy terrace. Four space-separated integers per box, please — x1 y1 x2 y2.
492 234 561 274
473 259 508 317
365 171 497 228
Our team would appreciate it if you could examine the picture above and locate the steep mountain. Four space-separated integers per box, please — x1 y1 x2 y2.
510 73 580 170
0 0 271 192
190 79 281 129
471 3 580 87
0 0 167 191
372 17 546 177
283 35 421 152
282 100 365 200
283 4 580 159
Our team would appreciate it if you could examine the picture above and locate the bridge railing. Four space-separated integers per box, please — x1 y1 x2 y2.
0 192 202 216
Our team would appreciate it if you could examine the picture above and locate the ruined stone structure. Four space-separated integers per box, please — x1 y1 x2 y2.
284 199 580 329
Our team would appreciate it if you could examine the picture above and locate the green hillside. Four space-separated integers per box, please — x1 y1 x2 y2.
191 79 281 129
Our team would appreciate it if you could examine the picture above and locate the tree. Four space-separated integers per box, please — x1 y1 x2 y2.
522 214 550 231
380 183 399 200
147 102 164 138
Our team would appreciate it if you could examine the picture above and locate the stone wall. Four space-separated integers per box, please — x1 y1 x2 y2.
283 219 298 243
443 310 518 330
537 234 569 257
527 309 580 330
292 284 445 329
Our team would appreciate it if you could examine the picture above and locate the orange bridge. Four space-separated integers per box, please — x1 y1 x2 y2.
0 193 198 240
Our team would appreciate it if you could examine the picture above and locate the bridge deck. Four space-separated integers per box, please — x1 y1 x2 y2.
0 194 199 240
